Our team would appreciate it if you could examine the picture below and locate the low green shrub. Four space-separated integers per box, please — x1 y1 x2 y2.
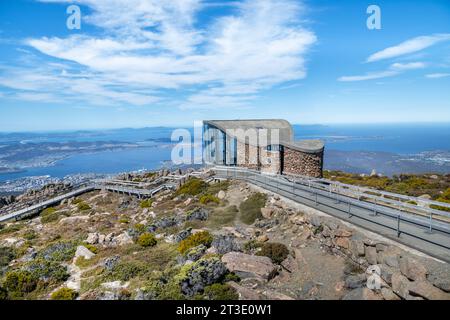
0 223 23 235
207 206 238 228
178 231 213 254
0 286 7 300
223 272 241 283
137 233 157 247
140 199 153 208
257 242 289 264
243 239 263 253
106 261 146 282
38 241 77 262
23 230 37 241
50 287 78 300
176 178 207 196
118 217 130 224
199 194 220 205
41 207 60 224
77 202 91 211
72 198 83 205
26 259 69 283
201 283 239 300
0 246 16 268
239 193 267 224
3 270 37 296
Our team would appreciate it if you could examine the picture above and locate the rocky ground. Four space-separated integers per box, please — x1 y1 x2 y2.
0 169 449 300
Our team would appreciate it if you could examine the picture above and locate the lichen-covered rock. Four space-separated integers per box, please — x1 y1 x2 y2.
186 208 209 221
103 255 120 271
184 244 207 262
211 234 241 254
174 228 192 243
179 257 227 296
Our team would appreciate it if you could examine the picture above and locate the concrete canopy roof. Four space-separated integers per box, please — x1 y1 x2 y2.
203 119 324 153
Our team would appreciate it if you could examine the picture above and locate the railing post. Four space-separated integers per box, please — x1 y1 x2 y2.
348 202 352 217
315 192 318 206
427 213 433 234
397 215 401 237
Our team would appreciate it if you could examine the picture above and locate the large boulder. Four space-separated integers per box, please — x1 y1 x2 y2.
408 280 450 300
391 272 412 299
398 256 427 281
221 252 277 280
428 272 450 293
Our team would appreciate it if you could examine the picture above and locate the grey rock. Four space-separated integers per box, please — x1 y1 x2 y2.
350 240 365 257
399 256 427 281
408 280 450 300
391 272 411 299
365 246 377 265
345 274 367 289
186 208 209 221
342 288 382 300
427 273 450 293
381 287 400 300
174 228 192 243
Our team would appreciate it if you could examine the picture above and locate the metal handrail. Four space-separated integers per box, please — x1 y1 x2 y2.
213 166 450 247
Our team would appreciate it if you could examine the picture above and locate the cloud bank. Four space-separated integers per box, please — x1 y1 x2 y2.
0 0 317 109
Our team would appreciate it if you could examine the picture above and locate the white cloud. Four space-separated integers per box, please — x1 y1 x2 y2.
390 62 426 71
338 71 398 82
1 0 317 109
425 73 450 79
338 62 425 82
367 34 450 62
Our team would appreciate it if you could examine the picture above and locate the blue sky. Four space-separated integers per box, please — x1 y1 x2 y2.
0 0 449 131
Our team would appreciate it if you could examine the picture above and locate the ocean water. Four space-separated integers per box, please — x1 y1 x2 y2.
293 123 450 154
0 123 449 181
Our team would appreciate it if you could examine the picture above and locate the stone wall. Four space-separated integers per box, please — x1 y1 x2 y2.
236 141 281 174
282 147 323 178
